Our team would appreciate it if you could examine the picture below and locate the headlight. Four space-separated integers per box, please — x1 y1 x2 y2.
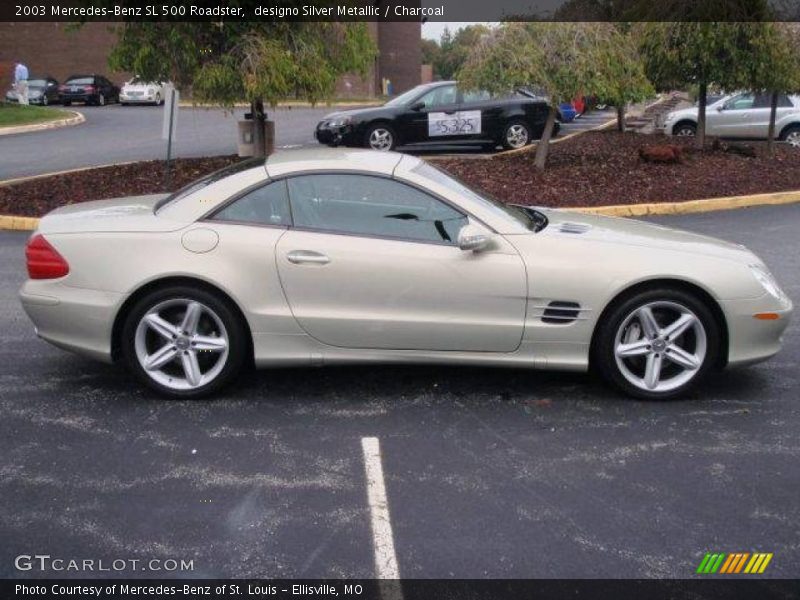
148 88 155 95
665 112 676 121
750 264 786 300
327 116 352 128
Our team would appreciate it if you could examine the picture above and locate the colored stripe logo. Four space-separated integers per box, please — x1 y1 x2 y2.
697 552 773 574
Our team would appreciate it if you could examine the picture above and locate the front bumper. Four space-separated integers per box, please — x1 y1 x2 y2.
20 280 123 363
724 293 793 367
120 93 156 103
315 122 359 146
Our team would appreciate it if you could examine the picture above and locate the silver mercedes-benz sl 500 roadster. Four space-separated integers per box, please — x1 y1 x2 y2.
20 149 792 399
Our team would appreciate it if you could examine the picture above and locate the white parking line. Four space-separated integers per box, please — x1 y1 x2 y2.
361 436 402 592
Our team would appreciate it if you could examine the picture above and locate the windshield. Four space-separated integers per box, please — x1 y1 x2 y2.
154 158 264 213
410 162 538 231
384 85 430 107
27 79 47 87
66 77 93 85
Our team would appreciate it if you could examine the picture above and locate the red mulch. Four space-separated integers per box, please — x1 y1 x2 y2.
0 156 244 217
2 132 800 218
438 131 800 208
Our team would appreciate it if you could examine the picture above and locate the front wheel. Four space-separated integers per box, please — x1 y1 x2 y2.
121 286 248 398
593 288 721 400
501 120 531 150
98 93 106 106
780 125 800 148
365 124 397 151
673 122 697 137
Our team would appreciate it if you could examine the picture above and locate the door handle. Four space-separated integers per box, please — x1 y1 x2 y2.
286 250 330 265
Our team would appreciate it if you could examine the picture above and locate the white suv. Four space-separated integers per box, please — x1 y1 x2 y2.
663 93 800 146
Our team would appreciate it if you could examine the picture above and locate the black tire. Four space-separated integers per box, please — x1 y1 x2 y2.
41 94 48 106
121 285 249 399
501 119 532 150
672 121 697 137
154 93 162 106
779 124 800 148
364 123 397 151
592 287 721 400
98 93 106 106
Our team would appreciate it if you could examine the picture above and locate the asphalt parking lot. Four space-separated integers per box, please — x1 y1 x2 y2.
0 204 797 579
0 104 613 180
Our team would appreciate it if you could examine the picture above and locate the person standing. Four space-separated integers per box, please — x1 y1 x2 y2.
14 60 29 105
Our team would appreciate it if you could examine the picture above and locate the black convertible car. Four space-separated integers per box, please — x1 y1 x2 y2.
315 81 559 152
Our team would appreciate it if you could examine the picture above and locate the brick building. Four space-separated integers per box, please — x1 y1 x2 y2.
0 21 420 98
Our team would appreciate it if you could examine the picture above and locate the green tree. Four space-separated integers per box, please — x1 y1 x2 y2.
107 21 376 156
594 26 653 132
458 23 647 169
432 24 490 80
638 23 751 148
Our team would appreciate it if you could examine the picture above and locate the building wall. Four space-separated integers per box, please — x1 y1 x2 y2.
0 21 420 99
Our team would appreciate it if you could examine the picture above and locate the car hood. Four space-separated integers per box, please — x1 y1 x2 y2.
321 105 390 121
37 194 188 235
534 207 758 264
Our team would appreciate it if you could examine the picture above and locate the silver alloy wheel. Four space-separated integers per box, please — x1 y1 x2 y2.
368 127 394 151
785 130 800 148
675 125 695 137
98 93 105 106
155 93 161 105
505 123 530 148
134 298 229 391
41 94 48 106
613 301 707 393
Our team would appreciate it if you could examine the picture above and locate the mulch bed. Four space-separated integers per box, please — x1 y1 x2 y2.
0 156 244 217
2 131 800 218
439 131 800 208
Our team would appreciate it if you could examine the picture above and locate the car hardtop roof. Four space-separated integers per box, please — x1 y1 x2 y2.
265 148 421 178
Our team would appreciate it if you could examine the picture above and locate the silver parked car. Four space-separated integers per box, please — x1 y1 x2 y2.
20 150 792 400
663 93 800 146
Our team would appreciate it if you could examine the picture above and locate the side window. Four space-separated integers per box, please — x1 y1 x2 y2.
461 89 491 104
725 93 755 110
212 180 291 226
418 85 457 109
287 174 468 244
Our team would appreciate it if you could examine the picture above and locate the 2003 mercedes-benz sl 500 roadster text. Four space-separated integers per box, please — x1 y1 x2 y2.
20 150 792 399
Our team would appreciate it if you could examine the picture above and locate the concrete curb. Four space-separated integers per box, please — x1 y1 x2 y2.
563 190 800 217
3 190 799 232
0 110 85 136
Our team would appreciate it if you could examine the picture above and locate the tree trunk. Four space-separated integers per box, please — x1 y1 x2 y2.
696 82 707 149
616 105 626 132
251 98 266 158
533 106 558 171
767 90 778 157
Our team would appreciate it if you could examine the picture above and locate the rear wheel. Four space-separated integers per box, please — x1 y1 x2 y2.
502 120 531 150
593 288 721 400
121 286 248 398
365 123 396 151
780 125 800 148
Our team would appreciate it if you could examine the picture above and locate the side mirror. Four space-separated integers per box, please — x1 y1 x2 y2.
409 101 425 111
717 105 725 111
458 225 491 252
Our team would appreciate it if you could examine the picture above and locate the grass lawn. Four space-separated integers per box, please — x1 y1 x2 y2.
0 103 71 128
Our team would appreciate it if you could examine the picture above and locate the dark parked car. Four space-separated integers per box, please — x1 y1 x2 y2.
315 81 559 152
5 76 59 106
58 74 120 106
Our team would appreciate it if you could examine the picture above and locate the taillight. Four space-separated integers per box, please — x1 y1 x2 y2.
26 234 69 279
85 85 95 93
58 85 67 92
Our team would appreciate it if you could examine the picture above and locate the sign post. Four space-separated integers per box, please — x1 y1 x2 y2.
161 85 179 189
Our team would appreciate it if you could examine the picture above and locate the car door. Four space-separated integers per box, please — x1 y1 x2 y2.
712 93 756 137
275 173 527 352
398 84 463 144
458 88 499 141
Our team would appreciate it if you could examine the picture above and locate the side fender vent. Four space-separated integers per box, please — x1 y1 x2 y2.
559 222 592 234
542 301 581 324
